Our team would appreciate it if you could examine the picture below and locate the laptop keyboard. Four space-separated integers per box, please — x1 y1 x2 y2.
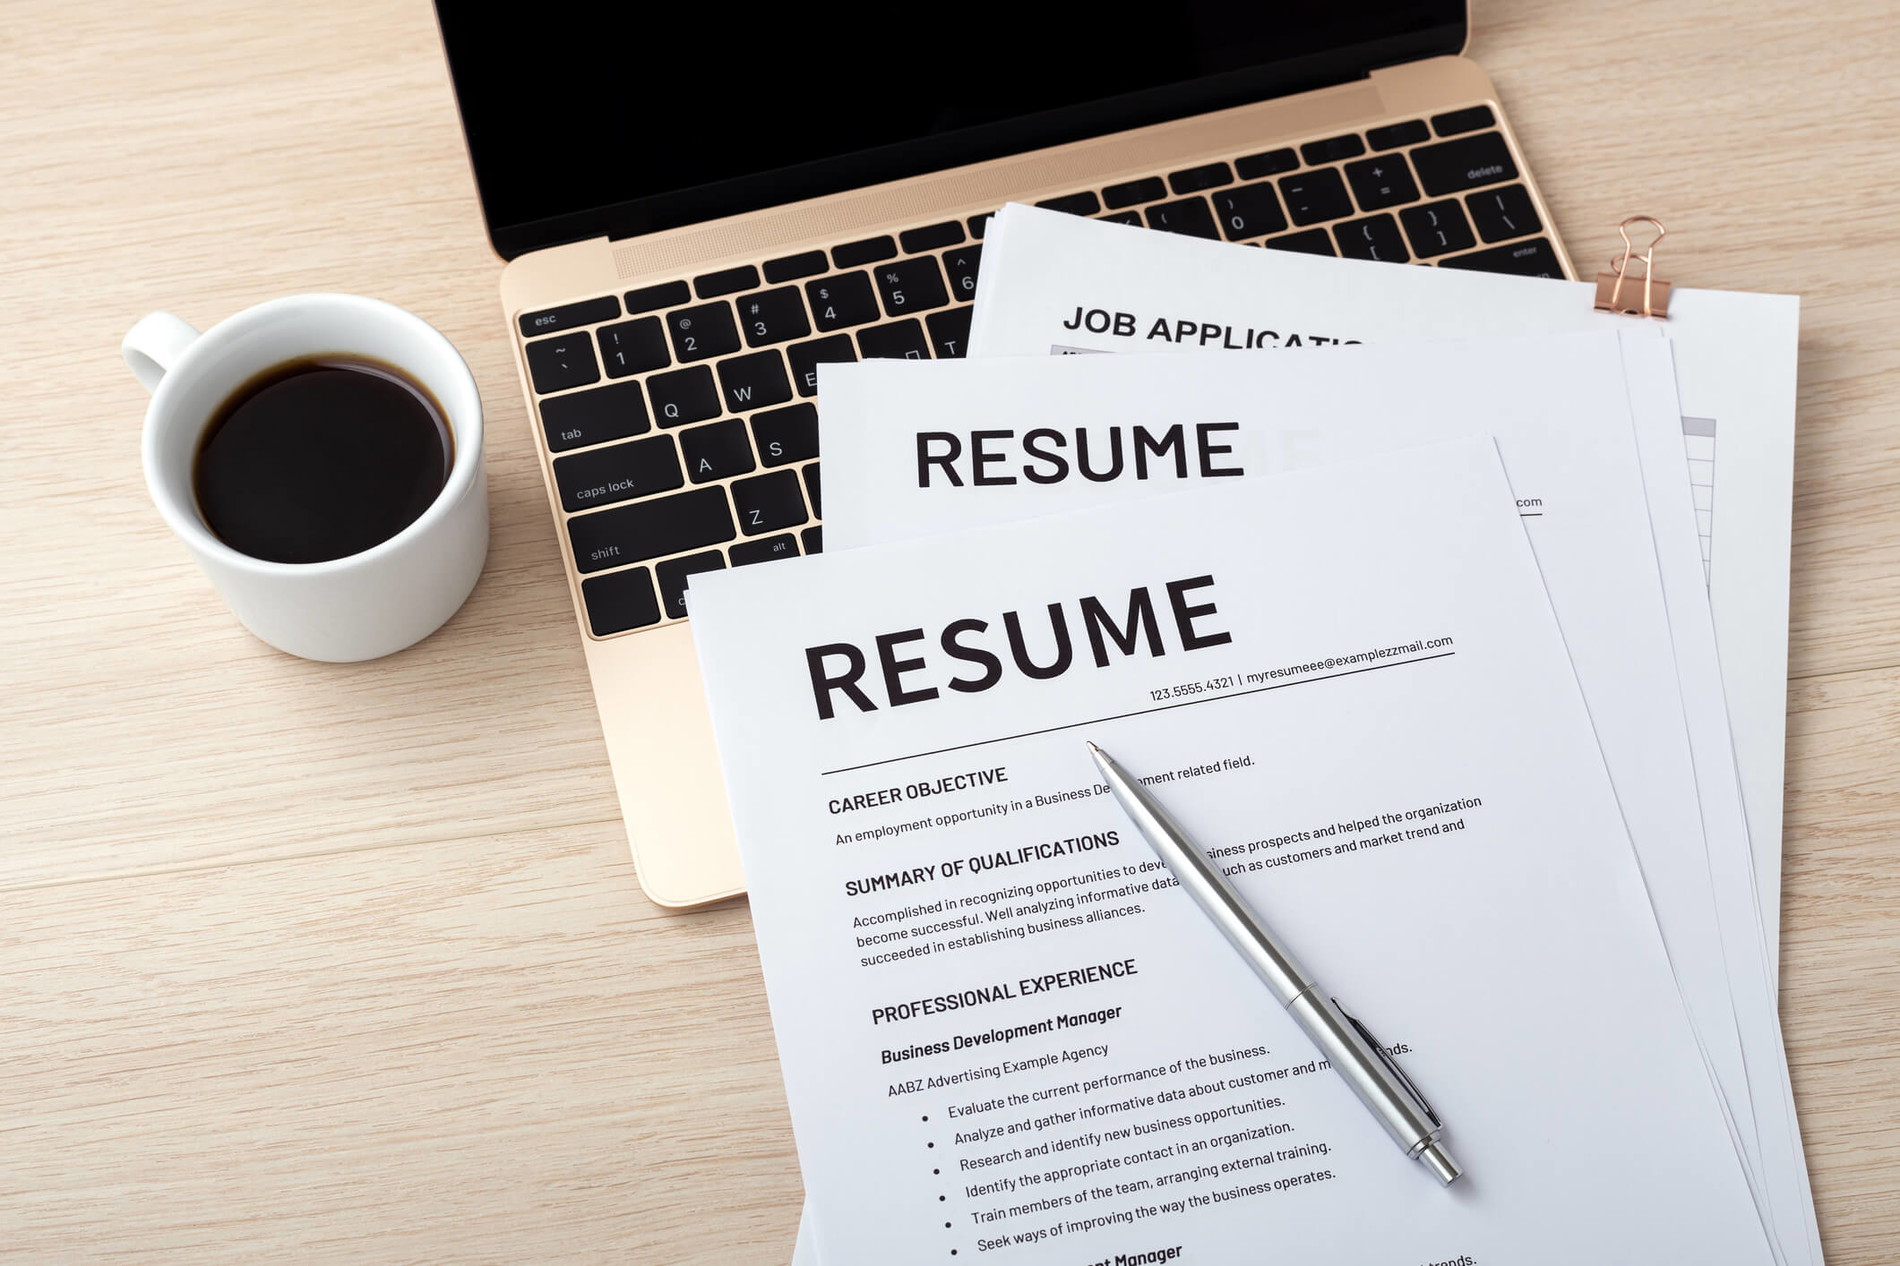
518 105 1560 640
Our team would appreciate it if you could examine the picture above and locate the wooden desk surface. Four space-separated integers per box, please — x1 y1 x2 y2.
4 0 1895 1259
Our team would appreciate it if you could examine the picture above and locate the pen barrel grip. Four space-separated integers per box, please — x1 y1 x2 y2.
1285 989 1441 1156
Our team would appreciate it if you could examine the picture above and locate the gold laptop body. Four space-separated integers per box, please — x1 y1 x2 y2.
494 53 1571 907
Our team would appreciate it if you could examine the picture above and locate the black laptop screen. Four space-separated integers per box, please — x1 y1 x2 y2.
436 2 1467 258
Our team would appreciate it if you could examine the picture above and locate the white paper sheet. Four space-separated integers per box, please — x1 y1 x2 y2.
812 331 1815 1264
966 204 1800 972
697 440 1772 1265
1616 347 1823 1266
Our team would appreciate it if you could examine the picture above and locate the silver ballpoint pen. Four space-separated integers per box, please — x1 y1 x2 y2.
1086 741 1463 1185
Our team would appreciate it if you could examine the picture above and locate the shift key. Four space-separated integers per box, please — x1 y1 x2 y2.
568 486 735 573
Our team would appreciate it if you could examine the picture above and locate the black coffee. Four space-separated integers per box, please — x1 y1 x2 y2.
193 357 453 564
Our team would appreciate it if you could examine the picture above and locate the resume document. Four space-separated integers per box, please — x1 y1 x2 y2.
689 441 1771 1265
816 332 1815 1266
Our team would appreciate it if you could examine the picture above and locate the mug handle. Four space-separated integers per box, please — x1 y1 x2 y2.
122 312 202 394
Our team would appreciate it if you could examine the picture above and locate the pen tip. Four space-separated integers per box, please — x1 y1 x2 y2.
1085 741 1102 755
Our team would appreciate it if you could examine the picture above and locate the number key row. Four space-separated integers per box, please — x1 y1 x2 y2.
530 240 982 396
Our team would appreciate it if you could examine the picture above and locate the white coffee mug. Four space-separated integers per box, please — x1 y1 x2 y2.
125 294 488 662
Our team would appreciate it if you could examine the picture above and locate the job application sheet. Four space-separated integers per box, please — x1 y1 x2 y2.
692 441 1770 1266
968 205 1800 969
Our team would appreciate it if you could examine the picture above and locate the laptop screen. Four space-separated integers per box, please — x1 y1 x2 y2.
437 2 1467 258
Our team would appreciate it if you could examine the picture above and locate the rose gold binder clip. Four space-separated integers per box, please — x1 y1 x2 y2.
1594 215 1672 319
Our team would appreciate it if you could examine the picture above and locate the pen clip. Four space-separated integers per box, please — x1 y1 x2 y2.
1335 999 1440 1129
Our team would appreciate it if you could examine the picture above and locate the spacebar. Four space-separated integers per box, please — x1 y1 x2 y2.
568 486 736 574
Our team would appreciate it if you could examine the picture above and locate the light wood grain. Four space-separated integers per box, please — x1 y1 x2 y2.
0 824 801 1260
1 0 1896 1259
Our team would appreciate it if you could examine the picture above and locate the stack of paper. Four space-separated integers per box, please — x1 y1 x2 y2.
965 206 1801 970
683 206 1812 1265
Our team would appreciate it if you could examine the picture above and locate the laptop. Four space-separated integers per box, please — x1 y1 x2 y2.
434 1 1574 908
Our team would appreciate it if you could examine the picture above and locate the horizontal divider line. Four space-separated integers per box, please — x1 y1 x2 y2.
819 651 1455 776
